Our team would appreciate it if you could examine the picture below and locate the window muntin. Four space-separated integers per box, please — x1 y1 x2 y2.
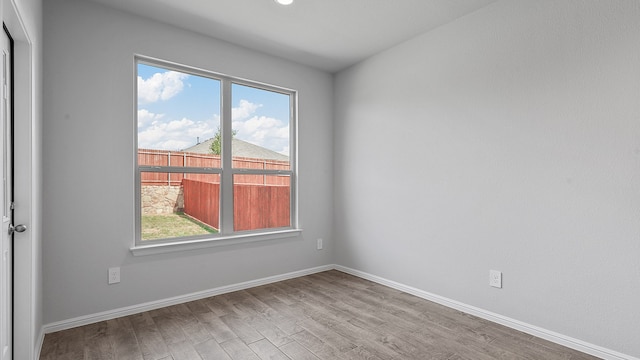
135 58 296 246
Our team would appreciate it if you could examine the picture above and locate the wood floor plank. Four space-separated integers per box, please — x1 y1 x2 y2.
289 329 347 360
327 300 386 328
247 283 298 306
181 320 214 346
40 328 84 360
299 318 358 353
279 340 321 360
132 324 171 360
338 320 412 360
167 339 203 360
202 294 240 317
220 313 264 344
219 338 260 360
248 338 290 360
107 317 144 360
375 321 480 360
51 326 84 359
193 338 233 360
153 315 188 346
128 312 156 330
184 299 213 315
40 270 601 360
341 346 385 360
244 314 293 347
239 294 303 336
195 311 238 343
84 328 115 360
39 332 59 360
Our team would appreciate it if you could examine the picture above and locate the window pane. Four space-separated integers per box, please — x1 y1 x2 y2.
231 83 290 169
141 172 220 241
233 174 290 232
137 63 221 155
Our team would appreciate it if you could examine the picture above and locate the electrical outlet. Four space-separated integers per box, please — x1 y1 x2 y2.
489 270 502 288
108 267 120 284
316 238 323 250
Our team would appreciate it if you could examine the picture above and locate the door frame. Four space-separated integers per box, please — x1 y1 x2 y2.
1 22 14 360
2 0 36 359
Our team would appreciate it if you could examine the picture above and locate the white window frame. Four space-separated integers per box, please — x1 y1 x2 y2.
132 56 299 256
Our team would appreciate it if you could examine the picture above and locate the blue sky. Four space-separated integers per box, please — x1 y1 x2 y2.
137 63 290 155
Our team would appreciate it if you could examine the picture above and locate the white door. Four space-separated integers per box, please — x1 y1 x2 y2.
0 26 13 360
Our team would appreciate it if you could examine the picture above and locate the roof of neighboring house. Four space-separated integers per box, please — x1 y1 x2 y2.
183 138 289 162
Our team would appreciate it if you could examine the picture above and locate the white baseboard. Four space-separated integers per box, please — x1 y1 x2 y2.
39 263 637 360
42 264 333 334
334 265 638 360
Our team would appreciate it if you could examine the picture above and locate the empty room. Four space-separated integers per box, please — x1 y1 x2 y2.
1 0 639 359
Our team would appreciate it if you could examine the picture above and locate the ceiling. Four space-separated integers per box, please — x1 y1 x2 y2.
86 0 498 73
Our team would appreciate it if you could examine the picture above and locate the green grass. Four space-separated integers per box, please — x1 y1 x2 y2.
141 212 217 241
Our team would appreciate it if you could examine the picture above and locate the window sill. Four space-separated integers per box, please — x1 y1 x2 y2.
130 229 303 256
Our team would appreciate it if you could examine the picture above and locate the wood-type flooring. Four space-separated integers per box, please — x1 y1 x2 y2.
40 270 600 359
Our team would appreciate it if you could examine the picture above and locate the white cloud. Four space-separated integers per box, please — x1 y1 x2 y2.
138 115 218 151
137 109 164 128
166 118 194 131
232 99 261 121
138 71 188 104
138 97 289 154
232 100 290 155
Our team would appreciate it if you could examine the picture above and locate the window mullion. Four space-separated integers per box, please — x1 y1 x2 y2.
220 80 234 235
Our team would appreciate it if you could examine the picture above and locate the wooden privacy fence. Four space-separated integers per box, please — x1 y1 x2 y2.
139 149 289 186
181 179 220 229
182 179 290 231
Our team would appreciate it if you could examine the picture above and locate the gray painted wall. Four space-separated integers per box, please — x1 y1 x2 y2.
334 0 640 357
42 0 333 324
